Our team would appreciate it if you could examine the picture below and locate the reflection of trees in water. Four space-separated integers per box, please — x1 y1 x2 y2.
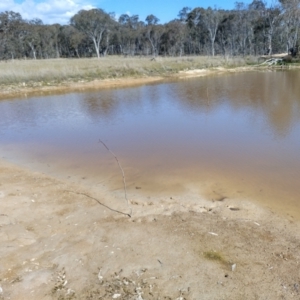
0 98 39 131
80 88 144 122
172 71 300 137
82 92 119 120
79 82 176 123
0 94 82 131
250 71 300 137
2 71 299 139
77 71 300 137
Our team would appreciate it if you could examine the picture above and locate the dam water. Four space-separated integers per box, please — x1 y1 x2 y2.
1 70 300 219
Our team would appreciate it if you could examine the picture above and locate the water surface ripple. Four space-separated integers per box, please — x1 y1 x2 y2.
1 70 300 218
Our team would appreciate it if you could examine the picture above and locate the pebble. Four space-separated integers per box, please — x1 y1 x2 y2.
208 232 218 236
229 206 240 211
98 270 103 281
231 263 236 272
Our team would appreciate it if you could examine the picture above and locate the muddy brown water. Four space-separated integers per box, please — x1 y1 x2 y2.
1 70 300 219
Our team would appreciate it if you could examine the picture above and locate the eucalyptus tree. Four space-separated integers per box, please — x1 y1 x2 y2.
144 14 164 56
0 11 24 59
59 25 86 57
217 11 236 56
202 7 225 56
248 1 284 55
117 14 130 54
33 23 61 58
248 0 267 55
175 7 195 55
178 7 192 22
161 20 188 56
264 5 282 55
280 0 300 53
70 9 116 58
118 14 142 55
48 24 61 58
233 2 256 56
20 19 45 59
186 8 209 54
187 7 224 56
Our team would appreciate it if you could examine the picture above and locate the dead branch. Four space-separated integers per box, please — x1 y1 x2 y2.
66 190 131 218
99 139 131 212
259 58 283 66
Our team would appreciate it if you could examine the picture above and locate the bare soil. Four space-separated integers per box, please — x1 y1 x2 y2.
1 157 300 300
0 77 165 100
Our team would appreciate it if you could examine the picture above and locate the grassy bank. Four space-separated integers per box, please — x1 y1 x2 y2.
0 55 257 86
1 55 298 99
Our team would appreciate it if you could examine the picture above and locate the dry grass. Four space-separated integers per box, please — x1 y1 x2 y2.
0 55 258 87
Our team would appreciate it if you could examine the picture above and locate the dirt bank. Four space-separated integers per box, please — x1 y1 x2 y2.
0 158 300 299
0 66 256 100
0 77 166 100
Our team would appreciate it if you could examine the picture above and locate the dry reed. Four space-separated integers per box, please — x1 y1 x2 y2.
0 55 257 86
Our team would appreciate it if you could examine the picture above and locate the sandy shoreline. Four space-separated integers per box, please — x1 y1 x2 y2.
1 66 300 299
0 66 258 100
0 77 165 100
1 156 300 299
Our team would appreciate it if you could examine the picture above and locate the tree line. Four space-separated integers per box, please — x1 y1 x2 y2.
0 0 299 60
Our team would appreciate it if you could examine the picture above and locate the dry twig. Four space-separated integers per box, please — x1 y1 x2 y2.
66 190 131 218
99 139 132 215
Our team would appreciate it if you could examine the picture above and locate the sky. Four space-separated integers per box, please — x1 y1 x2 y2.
0 0 270 25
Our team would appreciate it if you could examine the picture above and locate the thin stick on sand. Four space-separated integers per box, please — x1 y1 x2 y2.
66 190 131 218
99 139 131 210
67 140 132 218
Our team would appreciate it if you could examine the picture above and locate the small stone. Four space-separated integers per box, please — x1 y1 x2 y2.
208 232 218 236
231 263 236 272
98 270 103 281
229 206 240 211
112 294 121 299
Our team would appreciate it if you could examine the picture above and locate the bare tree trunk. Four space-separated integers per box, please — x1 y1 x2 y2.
92 37 100 58
75 48 80 58
28 42 36 60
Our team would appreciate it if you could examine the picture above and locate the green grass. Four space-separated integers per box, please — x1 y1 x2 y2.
203 250 228 265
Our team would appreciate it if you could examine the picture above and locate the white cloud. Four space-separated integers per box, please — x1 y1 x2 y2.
0 0 96 24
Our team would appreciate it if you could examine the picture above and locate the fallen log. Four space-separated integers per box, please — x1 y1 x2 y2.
259 58 283 66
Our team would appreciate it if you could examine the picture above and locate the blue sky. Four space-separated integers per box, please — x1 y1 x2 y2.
97 0 240 23
1 0 273 25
